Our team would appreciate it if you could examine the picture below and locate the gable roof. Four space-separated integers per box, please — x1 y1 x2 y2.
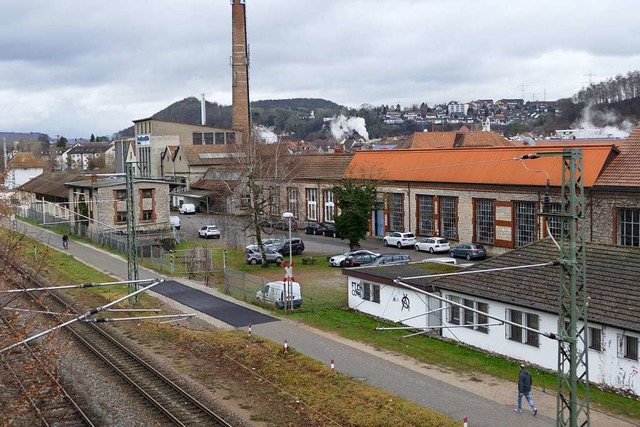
397 131 513 149
66 143 113 155
295 154 354 180
7 152 48 170
594 125 640 187
17 172 86 198
345 145 617 187
347 239 640 333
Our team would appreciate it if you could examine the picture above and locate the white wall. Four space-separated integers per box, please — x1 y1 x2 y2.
346 275 640 395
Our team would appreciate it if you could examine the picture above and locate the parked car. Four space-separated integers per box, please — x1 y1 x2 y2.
245 247 283 265
383 232 417 248
273 238 305 255
179 203 196 214
321 223 341 238
360 253 411 266
450 243 487 260
304 221 329 235
329 249 379 267
343 251 380 267
169 216 180 230
260 215 297 231
256 280 302 309
415 237 450 253
245 239 282 251
198 225 221 239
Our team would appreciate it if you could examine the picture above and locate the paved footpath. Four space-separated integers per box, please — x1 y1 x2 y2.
14 222 637 427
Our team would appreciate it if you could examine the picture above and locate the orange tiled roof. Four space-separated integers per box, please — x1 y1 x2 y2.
397 131 513 149
594 125 640 187
345 145 617 187
7 152 48 170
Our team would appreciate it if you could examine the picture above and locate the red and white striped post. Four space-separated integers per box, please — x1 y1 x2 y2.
284 339 288 353
248 324 252 337
463 416 468 427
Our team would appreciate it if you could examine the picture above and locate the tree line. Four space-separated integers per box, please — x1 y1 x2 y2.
574 70 640 104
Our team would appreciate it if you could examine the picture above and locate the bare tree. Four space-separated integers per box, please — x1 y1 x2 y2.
230 134 300 267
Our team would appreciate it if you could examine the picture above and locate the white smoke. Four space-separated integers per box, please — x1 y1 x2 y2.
254 125 278 144
570 103 635 139
329 114 369 141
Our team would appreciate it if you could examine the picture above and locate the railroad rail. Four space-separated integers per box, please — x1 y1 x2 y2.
1 260 233 427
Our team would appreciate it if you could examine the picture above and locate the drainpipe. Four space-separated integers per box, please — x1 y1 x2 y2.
407 181 411 232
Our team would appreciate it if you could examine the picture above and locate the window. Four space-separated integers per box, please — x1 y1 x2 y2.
506 309 539 347
447 296 460 324
141 189 153 199
546 203 563 238
475 199 494 244
324 190 335 222
306 188 317 221
618 334 639 361
514 201 536 247
268 187 280 215
116 211 127 223
618 209 640 247
193 132 203 145
115 190 127 201
361 283 380 304
589 327 602 352
226 132 236 144
460 298 489 334
141 210 153 221
287 187 298 218
389 193 404 231
417 195 434 236
241 192 251 208
440 196 457 239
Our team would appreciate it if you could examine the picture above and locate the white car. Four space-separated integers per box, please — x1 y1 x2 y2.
179 203 196 214
169 216 180 230
415 237 450 253
329 249 379 267
383 232 417 248
198 225 221 239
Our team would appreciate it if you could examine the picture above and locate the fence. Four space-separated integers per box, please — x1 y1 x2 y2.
222 268 270 303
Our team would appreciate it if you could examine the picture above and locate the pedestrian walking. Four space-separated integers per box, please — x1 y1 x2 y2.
515 364 537 415
62 233 69 249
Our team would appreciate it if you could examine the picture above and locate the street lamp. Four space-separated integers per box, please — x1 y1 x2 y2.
282 212 294 311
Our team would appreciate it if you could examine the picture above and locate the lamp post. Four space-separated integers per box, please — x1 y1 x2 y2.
282 212 294 311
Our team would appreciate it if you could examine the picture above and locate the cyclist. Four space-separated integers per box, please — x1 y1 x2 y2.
62 234 69 249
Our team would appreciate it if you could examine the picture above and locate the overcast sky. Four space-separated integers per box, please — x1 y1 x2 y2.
1 0 639 138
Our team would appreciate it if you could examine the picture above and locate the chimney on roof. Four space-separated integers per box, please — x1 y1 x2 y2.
201 93 206 126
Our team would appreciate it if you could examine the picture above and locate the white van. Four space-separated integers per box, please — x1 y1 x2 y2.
256 280 302 309
179 203 196 214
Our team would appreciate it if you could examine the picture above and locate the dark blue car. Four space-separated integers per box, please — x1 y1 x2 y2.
450 243 487 260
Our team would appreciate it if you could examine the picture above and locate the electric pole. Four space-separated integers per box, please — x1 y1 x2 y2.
126 161 139 304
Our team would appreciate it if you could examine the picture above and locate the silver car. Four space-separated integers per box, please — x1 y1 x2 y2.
415 237 450 253
329 249 379 267
245 247 284 265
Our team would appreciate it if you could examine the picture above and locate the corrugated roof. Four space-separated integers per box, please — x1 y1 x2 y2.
295 154 354 180
396 131 513 149
66 143 112 155
345 145 616 187
181 145 245 166
17 172 86 198
594 125 640 187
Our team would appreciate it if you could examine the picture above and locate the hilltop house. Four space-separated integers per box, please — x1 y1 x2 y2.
3 152 47 190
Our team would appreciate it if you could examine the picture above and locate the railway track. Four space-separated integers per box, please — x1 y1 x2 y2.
1 261 233 427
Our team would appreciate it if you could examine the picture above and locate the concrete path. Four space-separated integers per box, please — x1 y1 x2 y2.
13 221 637 427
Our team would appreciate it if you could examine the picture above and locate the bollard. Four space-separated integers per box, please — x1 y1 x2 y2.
331 359 335 372
248 324 252 337
463 416 468 427
284 339 288 353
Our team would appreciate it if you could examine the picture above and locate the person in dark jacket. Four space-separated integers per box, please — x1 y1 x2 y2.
516 364 537 415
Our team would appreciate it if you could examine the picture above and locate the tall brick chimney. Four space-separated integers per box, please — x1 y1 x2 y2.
231 0 250 144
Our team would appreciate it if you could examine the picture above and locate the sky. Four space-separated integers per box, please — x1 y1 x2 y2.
1 0 639 139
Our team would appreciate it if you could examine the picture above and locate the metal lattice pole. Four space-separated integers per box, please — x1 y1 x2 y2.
556 148 590 427
126 162 139 304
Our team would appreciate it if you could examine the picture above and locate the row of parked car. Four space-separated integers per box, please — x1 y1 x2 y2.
303 221 341 238
381 233 487 260
245 238 305 264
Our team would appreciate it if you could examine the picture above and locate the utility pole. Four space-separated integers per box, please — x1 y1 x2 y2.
528 148 590 427
125 161 139 304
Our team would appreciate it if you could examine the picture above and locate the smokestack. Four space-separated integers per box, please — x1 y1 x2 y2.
3 137 6 170
231 0 251 144
201 93 206 126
